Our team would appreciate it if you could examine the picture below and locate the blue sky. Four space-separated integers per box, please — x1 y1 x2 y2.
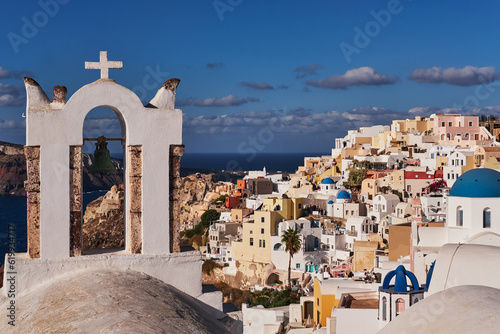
1 0 500 153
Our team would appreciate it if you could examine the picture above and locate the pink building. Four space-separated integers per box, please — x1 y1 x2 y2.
434 114 493 146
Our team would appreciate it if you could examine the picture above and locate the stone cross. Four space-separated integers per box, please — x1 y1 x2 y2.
85 51 123 80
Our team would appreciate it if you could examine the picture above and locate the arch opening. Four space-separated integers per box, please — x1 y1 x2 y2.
457 206 463 227
81 107 126 254
483 208 491 228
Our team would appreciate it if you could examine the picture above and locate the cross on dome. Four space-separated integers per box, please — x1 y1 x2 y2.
85 51 123 80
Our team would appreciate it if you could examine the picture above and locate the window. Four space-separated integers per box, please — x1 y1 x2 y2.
250 238 254 246
483 208 491 228
399 176 402 181
263 240 266 248
261 217 265 223
261 228 264 234
296 263 300 269
396 298 405 316
469 121 473 127
407 185 411 192
448 122 452 126
298 203 302 209
317 298 319 306
441 122 445 127
382 297 387 321
457 206 463 227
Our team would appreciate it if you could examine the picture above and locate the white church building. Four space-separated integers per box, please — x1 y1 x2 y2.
412 167 500 283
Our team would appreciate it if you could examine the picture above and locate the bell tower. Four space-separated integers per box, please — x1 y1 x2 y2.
10 52 207 302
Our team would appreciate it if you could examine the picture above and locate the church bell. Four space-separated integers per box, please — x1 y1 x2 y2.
89 136 118 178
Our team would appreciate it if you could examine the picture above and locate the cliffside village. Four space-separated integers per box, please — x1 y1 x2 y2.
181 113 500 333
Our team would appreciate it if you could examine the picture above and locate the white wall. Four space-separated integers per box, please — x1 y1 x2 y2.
336 308 378 334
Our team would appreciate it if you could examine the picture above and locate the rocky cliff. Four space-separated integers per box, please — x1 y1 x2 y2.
0 141 123 196
180 173 218 223
83 185 125 249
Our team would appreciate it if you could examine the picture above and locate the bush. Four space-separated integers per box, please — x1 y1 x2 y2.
345 168 368 189
213 194 228 204
200 209 221 228
248 288 300 308
184 223 205 238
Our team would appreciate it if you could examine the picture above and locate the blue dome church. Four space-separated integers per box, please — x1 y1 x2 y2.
447 168 500 244
378 265 424 326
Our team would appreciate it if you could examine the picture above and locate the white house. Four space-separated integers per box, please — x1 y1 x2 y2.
386 202 412 226
368 194 400 223
344 217 374 252
442 149 474 187
270 219 324 274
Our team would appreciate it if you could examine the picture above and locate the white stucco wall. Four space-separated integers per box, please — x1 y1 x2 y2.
446 196 500 242
25 79 182 257
336 308 378 334
4 251 202 298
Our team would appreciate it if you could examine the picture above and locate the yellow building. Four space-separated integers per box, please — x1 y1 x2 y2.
391 116 434 137
232 197 304 264
371 130 392 149
388 169 405 193
485 156 500 169
261 197 304 222
313 278 338 327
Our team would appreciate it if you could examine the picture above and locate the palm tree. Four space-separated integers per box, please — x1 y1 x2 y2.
281 227 302 289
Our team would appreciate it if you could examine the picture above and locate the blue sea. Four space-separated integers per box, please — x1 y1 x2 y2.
181 152 328 172
0 191 106 266
0 152 327 264
113 152 328 173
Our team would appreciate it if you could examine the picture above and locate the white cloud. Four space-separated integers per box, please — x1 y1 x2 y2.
409 66 498 86
306 67 398 89
241 81 274 90
0 83 25 107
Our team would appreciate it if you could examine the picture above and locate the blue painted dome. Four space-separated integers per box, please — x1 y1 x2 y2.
327 200 334 204
381 265 421 293
321 177 335 185
336 190 351 200
449 168 500 198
